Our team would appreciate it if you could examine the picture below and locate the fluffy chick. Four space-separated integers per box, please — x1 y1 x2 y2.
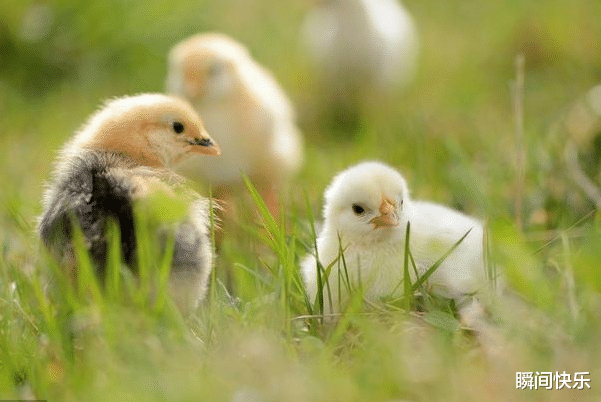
166 33 303 217
39 94 221 311
301 0 419 125
302 161 485 314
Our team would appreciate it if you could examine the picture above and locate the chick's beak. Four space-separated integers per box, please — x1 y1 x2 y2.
370 198 399 229
188 127 221 156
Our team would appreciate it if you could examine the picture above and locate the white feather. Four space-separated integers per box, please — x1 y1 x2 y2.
301 0 419 92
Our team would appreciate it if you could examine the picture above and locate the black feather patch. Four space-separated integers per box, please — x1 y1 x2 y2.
39 152 138 279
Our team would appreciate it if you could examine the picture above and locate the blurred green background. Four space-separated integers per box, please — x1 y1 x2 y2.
1 0 601 400
2 0 600 238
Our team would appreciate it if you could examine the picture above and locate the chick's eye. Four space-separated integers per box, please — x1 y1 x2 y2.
352 204 365 216
172 121 185 134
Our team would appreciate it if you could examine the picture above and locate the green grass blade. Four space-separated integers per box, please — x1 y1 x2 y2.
154 230 175 313
105 218 122 301
70 218 103 305
403 222 412 310
337 234 352 294
303 191 320 316
242 174 280 251
411 228 473 292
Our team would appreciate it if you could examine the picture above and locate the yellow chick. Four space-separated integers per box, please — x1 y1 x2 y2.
38 94 221 311
166 33 303 218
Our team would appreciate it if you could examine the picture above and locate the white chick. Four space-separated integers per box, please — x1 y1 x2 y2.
301 0 419 124
302 161 485 314
166 33 303 218
39 94 221 311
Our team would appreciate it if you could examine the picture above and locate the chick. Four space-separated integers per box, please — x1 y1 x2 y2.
166 33 303 219
38 94 221 311
301 0 419 127
302 161 485 314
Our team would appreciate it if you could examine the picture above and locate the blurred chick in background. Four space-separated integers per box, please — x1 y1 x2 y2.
302 161 486 315
38 94 221 312
301 0 419 129
166 33 304 223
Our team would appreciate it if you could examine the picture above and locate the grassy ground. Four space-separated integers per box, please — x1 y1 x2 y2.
2 0 601 400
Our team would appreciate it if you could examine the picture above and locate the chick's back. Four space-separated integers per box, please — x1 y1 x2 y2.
39 150 211 281
40 151 139 276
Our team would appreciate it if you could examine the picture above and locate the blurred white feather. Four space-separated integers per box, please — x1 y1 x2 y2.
301 0 419 112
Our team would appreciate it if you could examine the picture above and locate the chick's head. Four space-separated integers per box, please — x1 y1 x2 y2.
167 33 249 103
323 161 409 244
74 94 220 168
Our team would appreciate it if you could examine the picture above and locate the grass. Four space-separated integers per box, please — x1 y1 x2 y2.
2 0 601 400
